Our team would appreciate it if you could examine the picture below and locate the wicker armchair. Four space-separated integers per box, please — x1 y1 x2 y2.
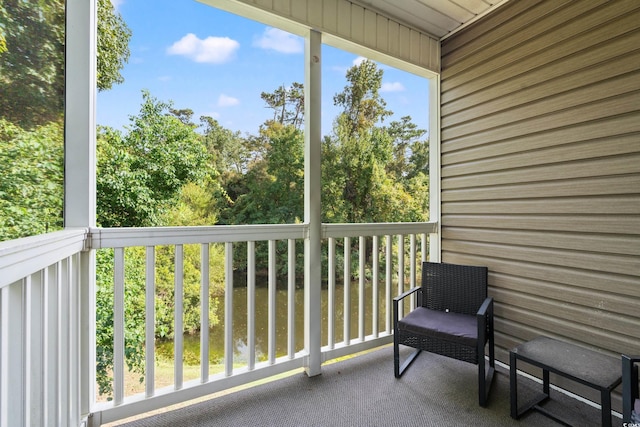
393 262 495 407
623 354 640 423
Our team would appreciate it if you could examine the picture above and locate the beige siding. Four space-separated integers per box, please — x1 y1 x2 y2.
440 0 640 378
200 0 440 72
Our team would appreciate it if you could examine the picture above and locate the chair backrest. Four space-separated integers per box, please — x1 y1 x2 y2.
421 262 488 315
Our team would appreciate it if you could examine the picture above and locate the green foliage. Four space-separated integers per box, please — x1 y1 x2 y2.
200 115 249 175
0 119 63 241
94 91 225 399
154 243 226 339
95 248 147 398
226 122 304 225
0 0 65 128
0 0 131 128
97 91 212 228
0 4 6 54
95 242 227 397
333 59 392 138
322 60 429 224
97 0 132 91
260 82 304 129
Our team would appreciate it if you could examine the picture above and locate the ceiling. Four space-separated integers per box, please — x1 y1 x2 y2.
351 0 510 39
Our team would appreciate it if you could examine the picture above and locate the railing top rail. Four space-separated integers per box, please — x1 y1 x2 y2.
322 221 437 238
0 228 87 288
90 222 438 249
90 224 309 248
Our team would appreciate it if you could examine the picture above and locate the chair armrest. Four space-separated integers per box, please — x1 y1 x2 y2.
393 287 422 331
476 297 494 345
393 286 422 304
477 297 494 318
622 354 640 422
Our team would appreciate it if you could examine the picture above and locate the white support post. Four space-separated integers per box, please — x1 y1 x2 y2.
65 0 96 230
429 76 441 262
304 29 322 377
65 1 97 424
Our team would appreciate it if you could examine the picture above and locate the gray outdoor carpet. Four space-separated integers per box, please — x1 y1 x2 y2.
116 345 612 427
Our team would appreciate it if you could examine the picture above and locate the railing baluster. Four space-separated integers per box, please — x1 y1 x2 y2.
43 265 58 424
113 248 125 405
268 240 276 364
343 237 351 346
25 273 40 426
224 242 233 376
397 236 405 319
422 233 428 262
69 254 81 426
1 281 25 426
201 244 210 382
59 259 70 421
145 246 155 397
410 234 417 289
247 241 256 370
174 244 184 390
358 236 365 342
385 235 392 333
372 236 379 338
328 237 336 349
288 239 295 359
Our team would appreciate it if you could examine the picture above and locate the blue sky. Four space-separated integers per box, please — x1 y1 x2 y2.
98 0 430 137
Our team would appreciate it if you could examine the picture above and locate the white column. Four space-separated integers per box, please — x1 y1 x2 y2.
65 0 96 229
304 29 322 377
65 0 97 423
429 76 441 262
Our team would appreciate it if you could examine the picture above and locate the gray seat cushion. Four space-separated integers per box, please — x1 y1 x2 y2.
397 307 478 348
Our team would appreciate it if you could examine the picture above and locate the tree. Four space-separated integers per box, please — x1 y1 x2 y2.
323 59 429 224
260 82 304 129
95 91 219 397
0 0 65 128
0 0 131 128
333 59 392 138
97 91 212 228
97 0 132 91
0 119 64 241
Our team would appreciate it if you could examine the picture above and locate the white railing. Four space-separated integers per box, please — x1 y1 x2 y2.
0 229 89 427
0 222 436 426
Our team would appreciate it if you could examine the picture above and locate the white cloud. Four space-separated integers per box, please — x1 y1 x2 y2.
157 75 171 82
110 0 124 9
167 33 239 64
253 27 303 54
381 82 405 92
217 94 240 107
202 111 221 120
352 56 367 66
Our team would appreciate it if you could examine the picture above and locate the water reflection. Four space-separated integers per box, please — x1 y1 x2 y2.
158 281 397 366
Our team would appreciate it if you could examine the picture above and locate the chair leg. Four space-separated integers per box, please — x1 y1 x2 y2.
394 334 421 378
478 342 495 407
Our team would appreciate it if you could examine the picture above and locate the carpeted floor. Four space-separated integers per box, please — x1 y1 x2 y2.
115 345 615 427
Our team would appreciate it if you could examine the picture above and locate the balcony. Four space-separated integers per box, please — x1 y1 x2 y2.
1 222 439 426
0 224 610 426
1 0 638 426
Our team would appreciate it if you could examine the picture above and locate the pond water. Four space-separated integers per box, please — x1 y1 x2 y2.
156 281 396 366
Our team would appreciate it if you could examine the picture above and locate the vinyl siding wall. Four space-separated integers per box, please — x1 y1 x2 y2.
440 0 640 389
